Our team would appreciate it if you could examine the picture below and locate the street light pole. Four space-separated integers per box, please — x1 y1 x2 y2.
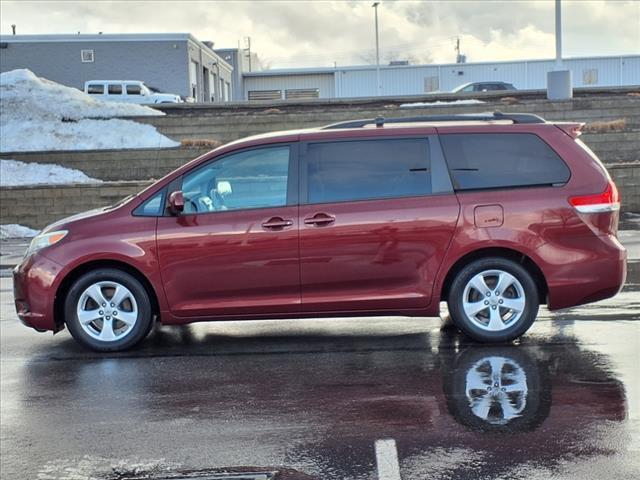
547 0 572 100
372 2 381 96
555 0 562 68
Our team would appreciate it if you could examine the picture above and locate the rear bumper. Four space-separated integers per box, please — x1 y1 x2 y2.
539 234 627 310
12 253 64 332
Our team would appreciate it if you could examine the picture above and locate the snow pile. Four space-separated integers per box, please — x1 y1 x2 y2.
400 99 486 108
0 69 179 152
0 224 39 239
0 159 101 186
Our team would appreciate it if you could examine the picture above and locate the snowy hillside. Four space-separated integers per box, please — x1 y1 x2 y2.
0 159 101 186
0 69 179 152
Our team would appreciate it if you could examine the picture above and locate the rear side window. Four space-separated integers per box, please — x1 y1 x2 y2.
440 133 570 190
306 138 431 204
108 84 123 94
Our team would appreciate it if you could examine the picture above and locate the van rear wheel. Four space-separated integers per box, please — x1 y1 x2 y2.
447 258 539 342
64 269 153 352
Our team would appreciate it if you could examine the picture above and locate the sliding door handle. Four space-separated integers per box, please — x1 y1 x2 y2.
304 213 336 226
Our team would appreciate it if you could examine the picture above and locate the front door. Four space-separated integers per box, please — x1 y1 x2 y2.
299 135 460 313
156 144 300 318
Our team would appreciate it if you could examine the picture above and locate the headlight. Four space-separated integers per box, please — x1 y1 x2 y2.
25 230 68 257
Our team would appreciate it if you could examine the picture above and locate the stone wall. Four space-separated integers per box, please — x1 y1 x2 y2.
609 163 640 212
1 91 638 229
4 147 210 182
2 164 637 230
137 94 640 145
0 181 151 229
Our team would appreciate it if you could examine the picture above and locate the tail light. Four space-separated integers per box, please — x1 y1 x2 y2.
569 180 620 213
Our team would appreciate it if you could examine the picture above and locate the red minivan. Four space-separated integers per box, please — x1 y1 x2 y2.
13 113 627 351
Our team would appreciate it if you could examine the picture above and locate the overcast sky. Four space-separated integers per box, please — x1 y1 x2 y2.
1 1 638 68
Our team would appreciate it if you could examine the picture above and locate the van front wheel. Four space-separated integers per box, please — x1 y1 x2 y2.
447 258 539 342
64 269 153 351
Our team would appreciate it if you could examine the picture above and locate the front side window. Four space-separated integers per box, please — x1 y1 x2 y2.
181 146 290 214
126 84 142 95
440 133 571 190
306 138 431 204
133 191 164 216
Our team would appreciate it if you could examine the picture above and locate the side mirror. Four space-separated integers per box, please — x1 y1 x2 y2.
168 190 184 215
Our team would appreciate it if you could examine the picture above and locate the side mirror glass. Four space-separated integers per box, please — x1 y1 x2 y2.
168 190 185 214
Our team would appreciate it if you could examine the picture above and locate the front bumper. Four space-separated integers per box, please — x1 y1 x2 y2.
13 253 65 332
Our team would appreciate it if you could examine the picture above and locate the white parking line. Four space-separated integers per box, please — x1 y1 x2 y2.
375 438 401 480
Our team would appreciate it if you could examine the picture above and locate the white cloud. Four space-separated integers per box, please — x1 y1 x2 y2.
0 0 638 68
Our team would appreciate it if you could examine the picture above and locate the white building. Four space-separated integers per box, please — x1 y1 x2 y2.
242 55 640 101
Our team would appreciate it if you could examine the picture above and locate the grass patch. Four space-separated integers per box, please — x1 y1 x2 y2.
582 118 626 133
180 138 223 148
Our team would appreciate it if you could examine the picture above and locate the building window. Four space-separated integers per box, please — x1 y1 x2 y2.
81 49 94 63
285 88 320 100
248 90 282 101
423 76 439 92
583 68 598 85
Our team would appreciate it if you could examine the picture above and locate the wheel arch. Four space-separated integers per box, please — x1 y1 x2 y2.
54 259 161 330
439 247 548 304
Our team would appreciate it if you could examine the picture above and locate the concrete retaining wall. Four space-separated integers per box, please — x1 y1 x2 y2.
0 181 151 229
1 92 638 229
609 163 640 212
3 147 210 182
138 94 640 145
2 164 637 230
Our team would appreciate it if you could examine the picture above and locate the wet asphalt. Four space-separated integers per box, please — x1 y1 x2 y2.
0 230 639 480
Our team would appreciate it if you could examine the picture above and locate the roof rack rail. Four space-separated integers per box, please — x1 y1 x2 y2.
322 111 546 129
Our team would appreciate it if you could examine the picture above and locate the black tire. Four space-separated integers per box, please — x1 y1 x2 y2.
447 257 539 343
64 268 153 352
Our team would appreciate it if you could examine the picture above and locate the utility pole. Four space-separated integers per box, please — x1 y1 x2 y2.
372 2 381 96
555 0 562 68
244 36 252 72
455 36 466 63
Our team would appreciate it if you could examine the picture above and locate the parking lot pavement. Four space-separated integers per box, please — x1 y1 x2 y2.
0 232 638 480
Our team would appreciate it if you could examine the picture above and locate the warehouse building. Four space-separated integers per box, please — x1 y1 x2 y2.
0 33 234 102
243 55 640 100
1 33 637 103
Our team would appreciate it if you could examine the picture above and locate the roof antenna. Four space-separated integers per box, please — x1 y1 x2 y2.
374 117 385 128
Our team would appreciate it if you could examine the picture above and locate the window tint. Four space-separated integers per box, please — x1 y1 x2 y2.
108 84 122 94
440 133 570 190
126 84 142 95
306 138 431 204
87 84 103 94
181 146 290 214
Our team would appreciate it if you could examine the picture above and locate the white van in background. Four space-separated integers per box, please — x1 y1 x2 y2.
84 80 182 104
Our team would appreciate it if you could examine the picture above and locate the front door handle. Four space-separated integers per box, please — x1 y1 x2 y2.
262 217 293 230
304 213 336 226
